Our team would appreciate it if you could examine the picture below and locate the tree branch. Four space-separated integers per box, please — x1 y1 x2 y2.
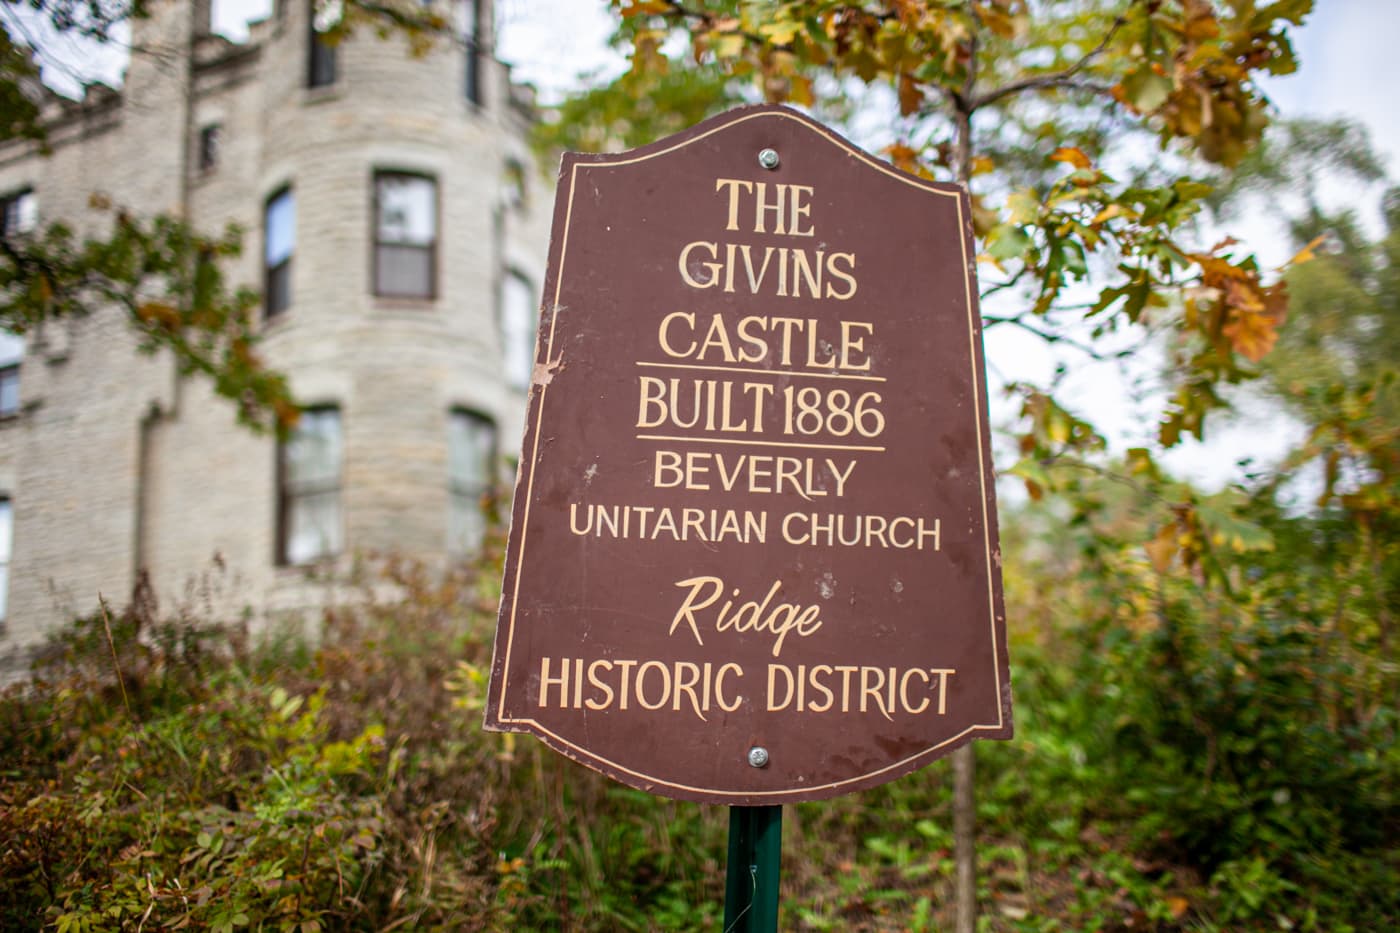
953 22 980 186
982 312 1133 361
659 0 795 52
971 10 1130 111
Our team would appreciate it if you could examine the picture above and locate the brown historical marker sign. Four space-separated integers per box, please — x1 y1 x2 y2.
485 104 1011 805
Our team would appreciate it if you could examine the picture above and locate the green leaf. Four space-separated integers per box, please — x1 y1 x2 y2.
1122 65 1173 113
1171 179 1214 201
1006 457 1052 489
1196 494 1274 553
1006 189 1040 225
986 224 1032 261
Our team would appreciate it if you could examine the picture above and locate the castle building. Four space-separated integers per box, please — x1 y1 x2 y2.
0 0 550 675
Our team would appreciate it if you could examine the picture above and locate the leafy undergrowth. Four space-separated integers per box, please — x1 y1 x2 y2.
1 537 1395 931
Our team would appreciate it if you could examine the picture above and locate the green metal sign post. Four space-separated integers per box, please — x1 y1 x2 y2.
723 806 783 932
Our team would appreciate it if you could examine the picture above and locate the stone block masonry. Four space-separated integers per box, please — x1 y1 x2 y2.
0 0 551 677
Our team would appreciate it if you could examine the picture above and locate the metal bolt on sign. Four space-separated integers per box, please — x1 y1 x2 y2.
748 746 770 768
758 148 780 169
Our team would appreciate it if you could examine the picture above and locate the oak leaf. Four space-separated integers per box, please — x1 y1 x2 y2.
897 73 923 116
1222 282 1287 362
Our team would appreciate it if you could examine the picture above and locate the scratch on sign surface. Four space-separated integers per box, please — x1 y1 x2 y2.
533 356 564 387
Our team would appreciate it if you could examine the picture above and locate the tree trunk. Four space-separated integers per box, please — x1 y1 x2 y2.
953 745 976 933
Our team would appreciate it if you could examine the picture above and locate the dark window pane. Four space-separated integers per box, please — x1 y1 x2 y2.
1 189 37 237
309 39 337 87
504 159 527 208
0 366 19 416
199 124 221 171
463 0 482 104
265 188 294 316
266 261 291 317
308 0 341 87
375 245 433 298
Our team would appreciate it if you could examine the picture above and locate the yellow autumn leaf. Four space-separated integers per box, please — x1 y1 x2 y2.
1049 146 1092 170
789 74 814 107
1285 233 1327 268
759 18 802 46
629 29 668 75
1091 204 1125 226
1005 189 1039 225
713 33 745 59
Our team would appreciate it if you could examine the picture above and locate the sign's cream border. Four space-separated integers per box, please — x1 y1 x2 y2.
492 108 1005 802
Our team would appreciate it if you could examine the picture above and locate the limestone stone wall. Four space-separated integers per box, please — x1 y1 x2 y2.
0 0 551 674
